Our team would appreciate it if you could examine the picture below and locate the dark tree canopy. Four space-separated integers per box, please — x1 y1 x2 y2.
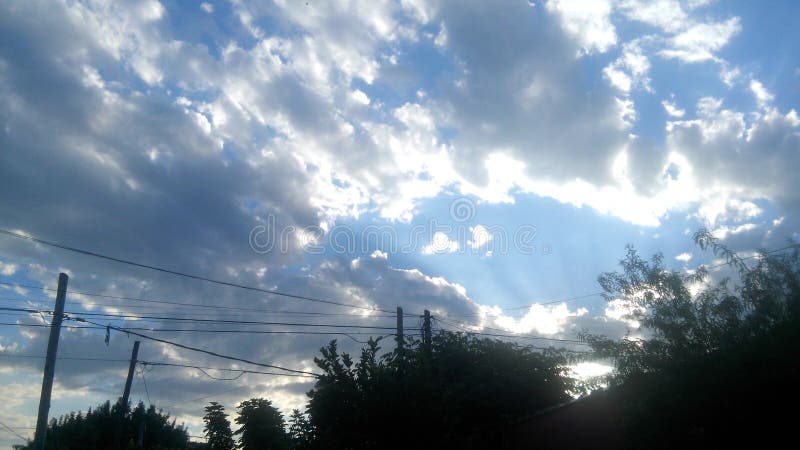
304 331 575 449
17 400 189 450
203 402 234 450
583 231 800 447
233 398 290 450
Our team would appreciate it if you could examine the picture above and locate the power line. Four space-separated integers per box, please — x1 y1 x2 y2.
0 281 398 318
65 314 320 377
457 243 800 316
138 366 151 405
0 306 398 330
499 292 605 311
158 385 250 411
700 243 798 270
0 353 129 362
0 229 393 313
0 418 28 441
139 361 317 379
0 322 419 344
435 317 590 346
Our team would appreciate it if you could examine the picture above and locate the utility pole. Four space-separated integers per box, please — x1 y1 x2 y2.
396 307 404 352
121 341 140 414
422 309 432 351
33 272 68 450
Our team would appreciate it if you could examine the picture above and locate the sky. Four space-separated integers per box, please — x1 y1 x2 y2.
1 0 799 446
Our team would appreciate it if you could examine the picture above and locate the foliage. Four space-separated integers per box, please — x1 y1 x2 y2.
233 398 290 450
583 230 800 447
287 409 313 450
17 400 189 450
304 332 574 449
203 402 234 450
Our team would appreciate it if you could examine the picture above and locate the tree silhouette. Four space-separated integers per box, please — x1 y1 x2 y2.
288 409 313 450
583 230 800 447
305 333 574 449
203 402 235 450
233 398 290 450
17 400 189 450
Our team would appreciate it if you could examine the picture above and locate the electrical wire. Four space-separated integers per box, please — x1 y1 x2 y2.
64 314 320 377
0 282 398 318
0 306 397 330
0 353 129 362
158 385 250 411
139 361 316 379
0 229 394 313
139 366 151 405
452 243 799 316
0 321 417 342
435 317 590 346
0 418 28 441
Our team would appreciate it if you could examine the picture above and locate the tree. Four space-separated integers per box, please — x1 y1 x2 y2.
288 409 313 450
203 402 234 450
233 398 289 450
582 231 800 447
305 334 574 449
17 400 189 450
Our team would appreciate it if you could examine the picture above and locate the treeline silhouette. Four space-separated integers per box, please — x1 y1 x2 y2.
204 332 580 449
580 230 800 448
16 231 800 449
15 400 191 449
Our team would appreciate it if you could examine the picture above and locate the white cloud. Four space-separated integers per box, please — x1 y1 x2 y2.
675 252 692 262
468 224 492 249
662 99 685 117
713 223 758 240
660 17 741 63
617 0 687 33
0 260 18 276
604 299 643 329
200 2 213 14
720 65 741 86
604 40 651 93
750 79 774 109
491 303 589 335
667 99 800 228
546 0 617 54
422 232 459 255
570 361 613 379
350 89 371 105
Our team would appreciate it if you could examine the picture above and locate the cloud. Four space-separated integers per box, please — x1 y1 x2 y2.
490 303 589 335
468 225 493 249
603 40 651 94
422 232 460 255
0 260 17 276
660 17 741 63
662 99 686 117
675 252 692 262
617 0 688 33
0 1 798 445
667 98 800 230
546 0 617 54
750 79 774 109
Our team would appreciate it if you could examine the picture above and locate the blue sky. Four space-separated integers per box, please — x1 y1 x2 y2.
1 0 799 445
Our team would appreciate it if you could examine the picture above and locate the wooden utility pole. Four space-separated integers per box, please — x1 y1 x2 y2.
422 309 432 351
33 272 68 450
396 307 404 352
121 341 141 414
